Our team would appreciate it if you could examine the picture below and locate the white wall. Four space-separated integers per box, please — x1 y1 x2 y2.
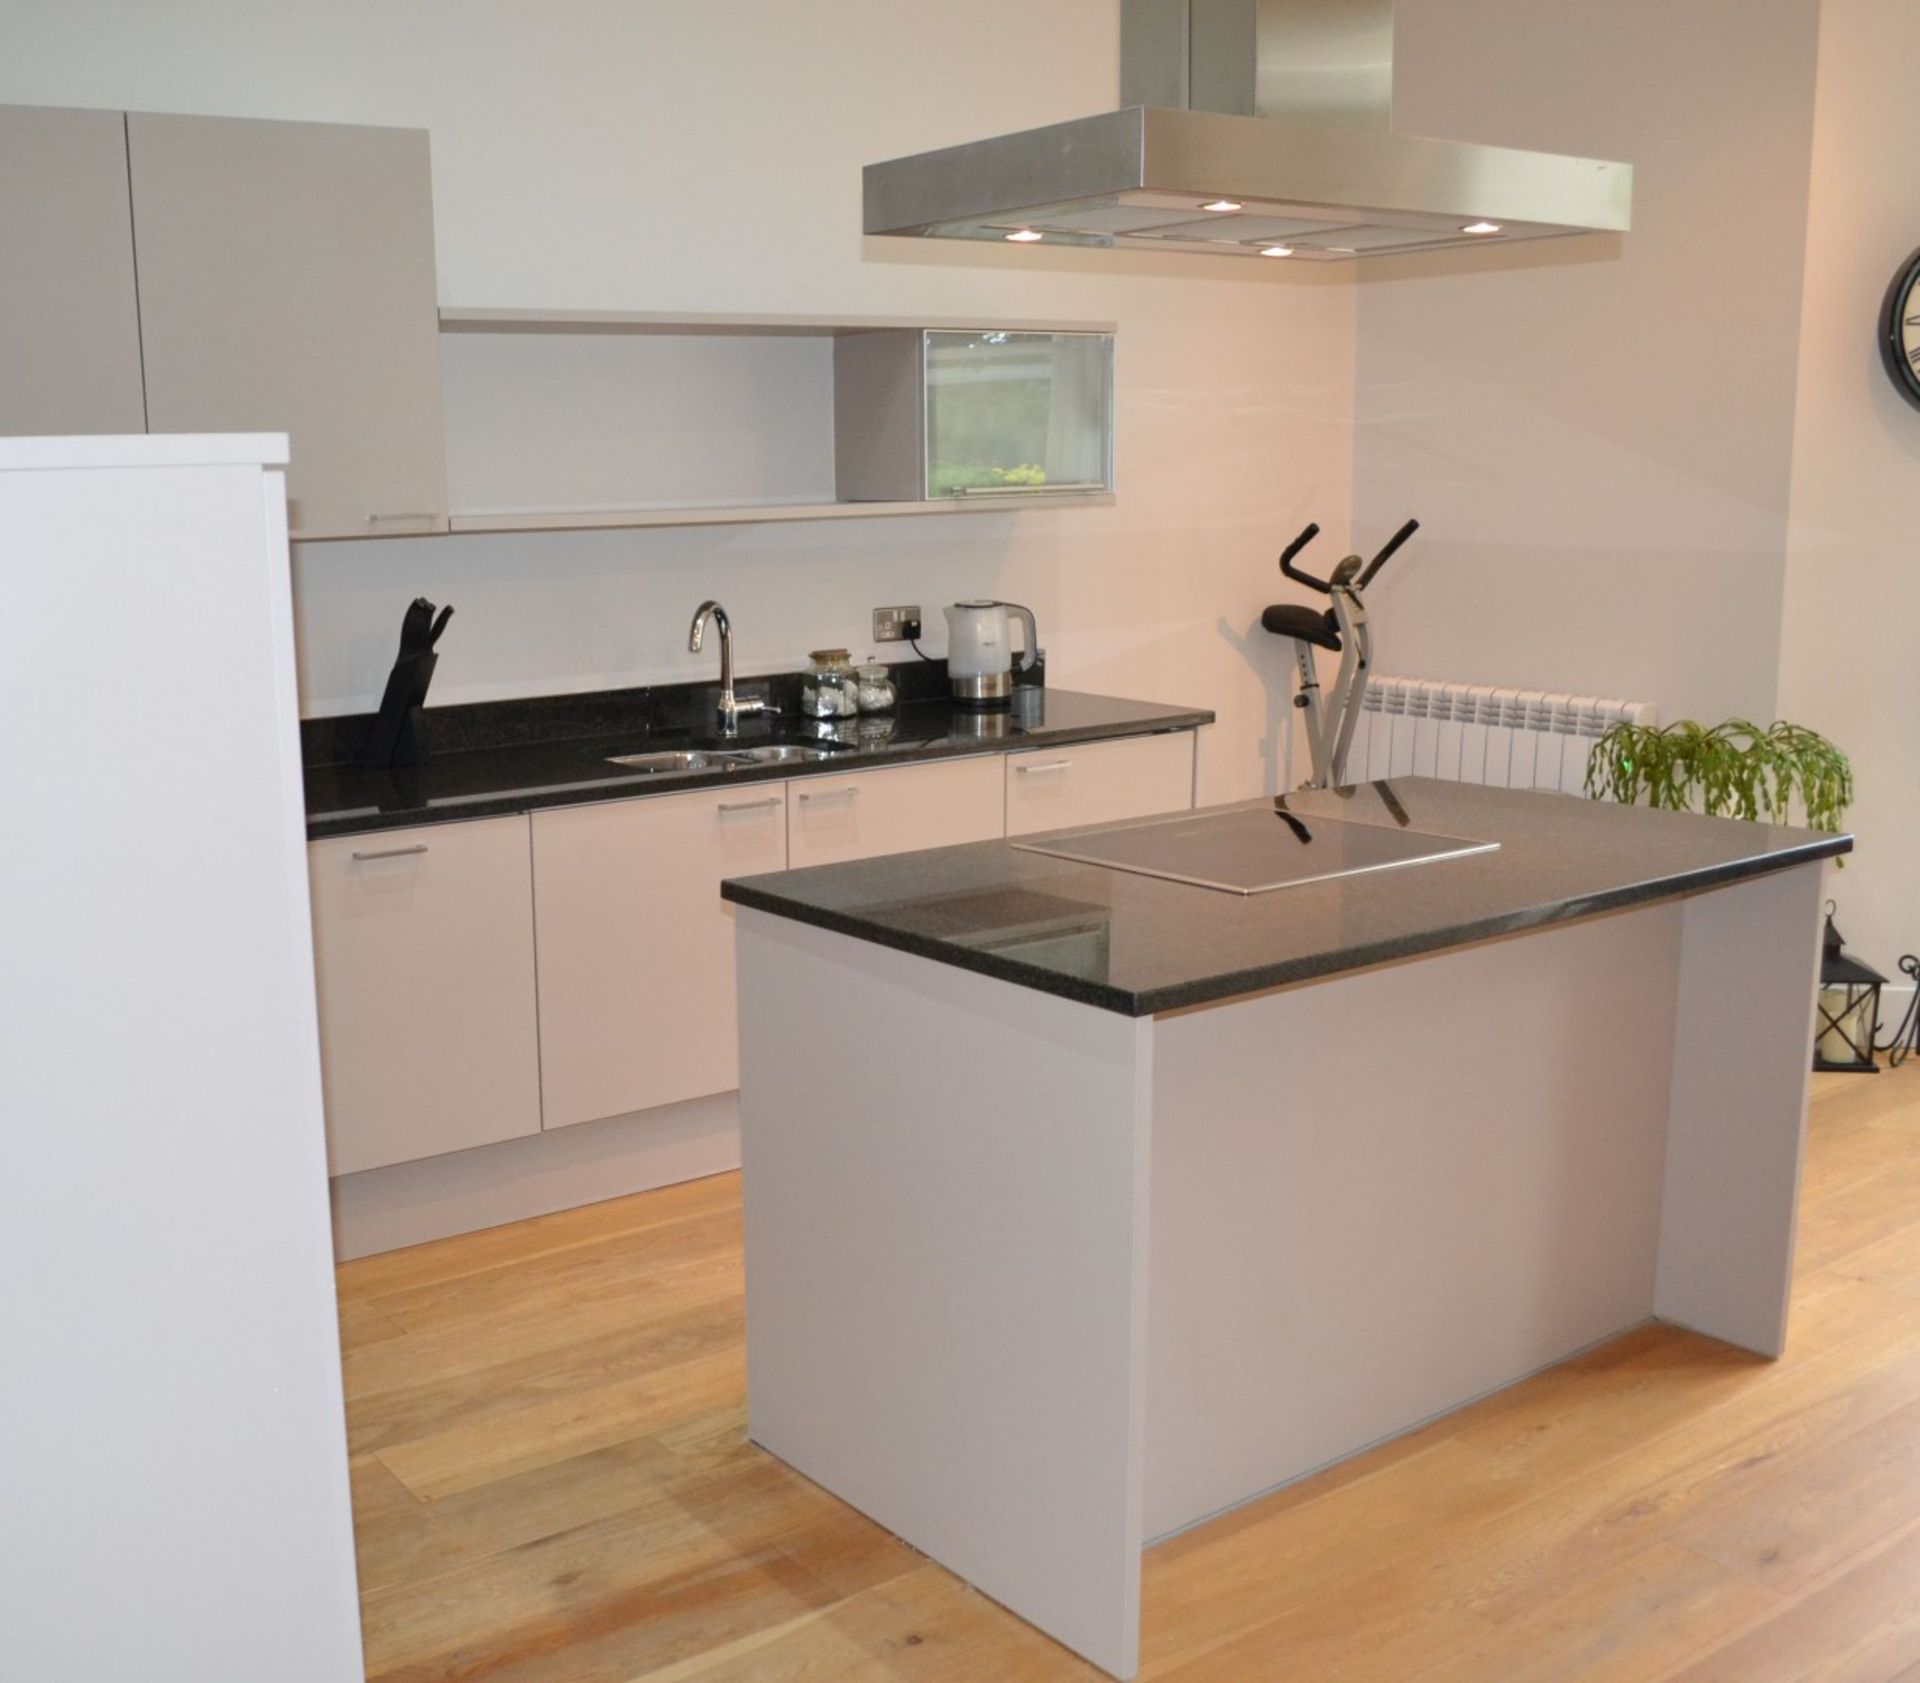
0 0 1356 807
1352 0 1821 728
1777 0 1920 976
12 1 1887 874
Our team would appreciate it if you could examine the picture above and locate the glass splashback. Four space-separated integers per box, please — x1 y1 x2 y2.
923 331 1113 499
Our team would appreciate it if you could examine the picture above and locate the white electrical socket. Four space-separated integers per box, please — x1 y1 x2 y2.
872 605 922 643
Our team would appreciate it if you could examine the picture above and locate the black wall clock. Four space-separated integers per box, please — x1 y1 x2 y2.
1880 245 1920 410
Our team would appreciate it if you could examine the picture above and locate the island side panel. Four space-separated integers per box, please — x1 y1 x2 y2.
1144 899 1683 1541
1654 860 1826 1357
735 909 1154 1681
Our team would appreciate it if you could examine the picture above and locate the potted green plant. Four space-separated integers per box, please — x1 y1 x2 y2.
1585 718 1853 836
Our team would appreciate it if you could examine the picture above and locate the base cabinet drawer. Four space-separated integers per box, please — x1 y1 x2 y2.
533 784 788 1130
787 754 1004 869
309 816 541 1176
1005 731 1196 837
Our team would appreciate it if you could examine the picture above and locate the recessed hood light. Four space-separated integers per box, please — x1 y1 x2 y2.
864 0 1631 266
1260 245 1294 257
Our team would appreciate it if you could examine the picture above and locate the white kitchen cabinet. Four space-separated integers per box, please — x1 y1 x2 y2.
833 328 1114 502
786 754 1004 869
1005 730 1196 837
0 106 147 437
126 112 448 541
308 816 541 1175
6 434 362 1680
533 784 789 1130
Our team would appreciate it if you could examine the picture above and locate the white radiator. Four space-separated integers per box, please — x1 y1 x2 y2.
1343 677 1658 795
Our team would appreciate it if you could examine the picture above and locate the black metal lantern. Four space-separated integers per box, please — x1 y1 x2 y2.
1814 904 1887 1074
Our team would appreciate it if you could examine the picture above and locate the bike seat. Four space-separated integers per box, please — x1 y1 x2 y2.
1261 603 1342 652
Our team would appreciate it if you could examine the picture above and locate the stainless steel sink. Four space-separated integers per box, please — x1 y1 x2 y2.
604 750 744 774
727 744 840 764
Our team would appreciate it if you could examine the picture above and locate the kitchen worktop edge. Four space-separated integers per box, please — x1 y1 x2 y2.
304 689 1215 841
720 780 1851 1016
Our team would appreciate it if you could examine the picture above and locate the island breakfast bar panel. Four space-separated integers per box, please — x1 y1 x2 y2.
737 908 1152 1680
734 859 1827 1680
1144 893 1681 1540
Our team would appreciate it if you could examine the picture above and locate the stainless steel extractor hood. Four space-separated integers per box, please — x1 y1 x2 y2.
864 0 1631 262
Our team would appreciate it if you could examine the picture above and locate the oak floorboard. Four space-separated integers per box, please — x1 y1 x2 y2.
1651 1516 1920 1683
346 1294 745 1456
365 1206 743 1336
336 1171 743 1304
1668 1392 1920 1593
341 1247 743 1402
377 1346 747 1501
339 1296 412 1349
339 1067 1920 1682
1401 1541 1778 1683
636 1566 1109 1683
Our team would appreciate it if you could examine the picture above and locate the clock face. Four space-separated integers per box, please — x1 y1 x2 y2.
1880 246 1920 411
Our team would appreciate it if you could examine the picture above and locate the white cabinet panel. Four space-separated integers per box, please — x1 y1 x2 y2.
533 785 788 1130
127 112 447 541
0 106 147 436
309 817 541 1176
1005 732 1196 837
787 754 1003 869
4 437 363 1680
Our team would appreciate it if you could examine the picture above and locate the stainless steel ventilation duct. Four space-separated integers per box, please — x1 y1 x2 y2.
863 0 1631 262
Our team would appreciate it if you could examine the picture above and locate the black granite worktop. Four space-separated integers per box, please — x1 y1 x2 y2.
720 779 1851 1016
303 664 1213 841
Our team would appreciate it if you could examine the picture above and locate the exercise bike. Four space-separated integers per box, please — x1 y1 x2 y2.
1261 517 1420 789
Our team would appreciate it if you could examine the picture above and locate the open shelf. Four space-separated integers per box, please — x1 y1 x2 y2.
424 308 1118 539
439 307 1117 337
444 491 1116 535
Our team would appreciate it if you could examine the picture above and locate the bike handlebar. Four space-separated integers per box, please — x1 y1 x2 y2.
1358 518 1420 589
1278 517 1419 596
1278 522 1329 592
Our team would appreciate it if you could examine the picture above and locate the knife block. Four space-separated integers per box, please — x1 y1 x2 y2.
360 650 438 769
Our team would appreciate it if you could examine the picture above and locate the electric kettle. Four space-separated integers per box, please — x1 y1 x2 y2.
943 600 1038 706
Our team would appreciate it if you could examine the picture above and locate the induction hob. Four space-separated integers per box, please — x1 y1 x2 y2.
1011 800 1498 895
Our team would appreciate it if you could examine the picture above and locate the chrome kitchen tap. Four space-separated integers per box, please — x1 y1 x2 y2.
688 599 771 733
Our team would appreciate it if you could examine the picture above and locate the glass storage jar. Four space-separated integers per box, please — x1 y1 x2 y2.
801 649 859 718
853 660 897 713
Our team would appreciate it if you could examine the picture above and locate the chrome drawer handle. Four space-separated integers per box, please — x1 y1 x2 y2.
797 788 859 805
717 797 783 814
1015 760 1071 776
350 843 429 862
367 510 441 525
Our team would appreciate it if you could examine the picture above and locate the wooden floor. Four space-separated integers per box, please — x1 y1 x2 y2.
338 1067 1920 1682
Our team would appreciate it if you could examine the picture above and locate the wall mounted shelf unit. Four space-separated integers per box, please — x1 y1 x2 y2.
430 308 1117 540
0 106 1116 544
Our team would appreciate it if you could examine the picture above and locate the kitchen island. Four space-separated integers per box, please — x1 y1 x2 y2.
723 780 1848 1679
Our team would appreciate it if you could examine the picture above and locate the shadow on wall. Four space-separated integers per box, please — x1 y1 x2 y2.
1353 231 1625 287
1217 612 1293 794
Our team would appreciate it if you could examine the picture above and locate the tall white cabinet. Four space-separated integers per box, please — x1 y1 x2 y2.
0 435 362 1681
